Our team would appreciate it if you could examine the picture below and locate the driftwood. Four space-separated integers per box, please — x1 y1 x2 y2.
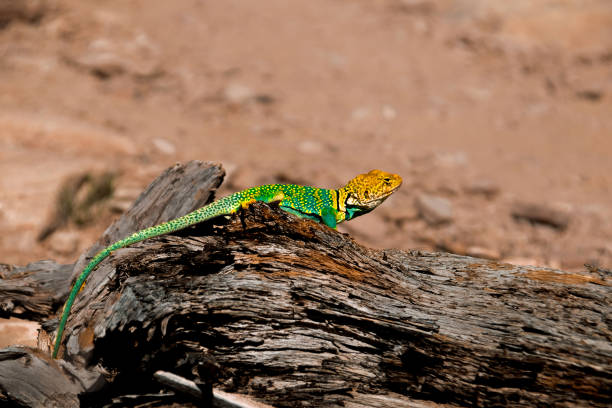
0 161 610 407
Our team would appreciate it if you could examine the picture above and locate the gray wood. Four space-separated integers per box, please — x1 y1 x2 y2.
67 201 611 407
0 346 103 408
0 261 73 320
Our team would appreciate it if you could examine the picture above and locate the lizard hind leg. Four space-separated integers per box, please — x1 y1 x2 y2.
240 198 257 210
240 188 285 210
237 188 285 228
257 190 286 205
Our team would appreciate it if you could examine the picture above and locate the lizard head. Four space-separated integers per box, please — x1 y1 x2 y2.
339 170 402 217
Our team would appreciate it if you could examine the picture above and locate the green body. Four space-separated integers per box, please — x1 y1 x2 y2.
52 184 342 358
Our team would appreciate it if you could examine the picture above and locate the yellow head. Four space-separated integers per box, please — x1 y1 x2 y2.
338 170 402 218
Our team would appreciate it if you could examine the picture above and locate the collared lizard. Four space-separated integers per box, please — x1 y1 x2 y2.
52 169 402 358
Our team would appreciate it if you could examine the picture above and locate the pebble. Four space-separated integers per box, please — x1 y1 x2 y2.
297 140 324 155
575 88 604 102
511 201 571 230
70 51 126 78
67 34 161 79
222 83 254 105
464 180 500 199
415 194 453 225
381 105 397 120
48 231 80 255
152 138 176 155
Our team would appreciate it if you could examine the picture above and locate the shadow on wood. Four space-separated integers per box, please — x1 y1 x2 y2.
0 161 610 407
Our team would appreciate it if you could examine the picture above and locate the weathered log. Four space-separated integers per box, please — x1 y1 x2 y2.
0 261 73 320
64 203 609 407
0 346 103 407
1 161 610 407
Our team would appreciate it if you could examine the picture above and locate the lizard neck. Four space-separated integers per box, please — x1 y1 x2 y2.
336 188 347 213
335 187 362 221
336 186 375 221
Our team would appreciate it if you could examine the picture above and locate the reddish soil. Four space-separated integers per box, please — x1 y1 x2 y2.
1 0 611 347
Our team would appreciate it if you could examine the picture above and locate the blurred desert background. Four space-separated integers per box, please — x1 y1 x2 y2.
1 0 611 346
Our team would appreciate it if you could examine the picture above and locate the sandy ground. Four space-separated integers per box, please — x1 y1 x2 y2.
0 0 611 347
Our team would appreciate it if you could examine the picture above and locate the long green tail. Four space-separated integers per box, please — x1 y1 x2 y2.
51 193 243 358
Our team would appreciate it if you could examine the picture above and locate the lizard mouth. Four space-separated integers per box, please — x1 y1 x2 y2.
380 182 401 198
362 186 400 208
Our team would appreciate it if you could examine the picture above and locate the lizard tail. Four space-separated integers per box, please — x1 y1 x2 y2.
51 194 242 358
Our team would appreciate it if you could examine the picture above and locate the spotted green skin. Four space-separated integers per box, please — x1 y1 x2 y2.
52 184 340 358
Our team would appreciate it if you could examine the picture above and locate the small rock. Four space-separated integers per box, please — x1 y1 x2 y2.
415 194 453 225
123 32 161 77
152 138 176 155
575 88 604 102
222 83 254 105
66 35 161 79
48 230 80 255
511 202 571 230
297 140 324 155
254 94 275 105
71 51 126 78
381 105 397 120
464 180 499 199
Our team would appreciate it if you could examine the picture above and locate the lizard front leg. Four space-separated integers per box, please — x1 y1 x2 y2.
320 207 338 229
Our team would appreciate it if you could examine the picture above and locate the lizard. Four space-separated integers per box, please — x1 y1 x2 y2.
51 169 402 358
